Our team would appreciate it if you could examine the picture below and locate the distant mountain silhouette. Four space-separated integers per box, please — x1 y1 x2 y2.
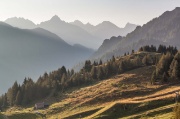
37 15 101 49
5 17 36 29
5 16 137 49
0 22 94 94
91 7 180 61
71 20 137 39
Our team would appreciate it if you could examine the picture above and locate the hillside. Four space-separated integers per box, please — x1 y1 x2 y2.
1 51 179 119
91 7 180 61
2 64 179 119
0 22 94 95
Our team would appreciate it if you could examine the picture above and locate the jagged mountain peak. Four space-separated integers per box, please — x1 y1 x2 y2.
50 15 61 22
4 17 36 29
73 20 83 24
86 22 93 26
124 22 137 28
98 21 118 27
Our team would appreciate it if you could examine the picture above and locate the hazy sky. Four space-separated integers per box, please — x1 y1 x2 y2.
0 0 180 27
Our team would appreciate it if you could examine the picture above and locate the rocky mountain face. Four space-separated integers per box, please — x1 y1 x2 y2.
91 7 180 61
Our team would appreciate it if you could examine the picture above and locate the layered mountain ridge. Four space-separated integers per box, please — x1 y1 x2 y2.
5 16 137 49
91 7 180 61
0 22 94 94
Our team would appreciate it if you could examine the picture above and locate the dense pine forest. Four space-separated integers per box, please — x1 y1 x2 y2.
0 45 178 109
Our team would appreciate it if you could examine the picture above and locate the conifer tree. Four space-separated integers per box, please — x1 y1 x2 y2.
162 72 168 82
15 90 22 105
91 66 97 79
151 71 156 85
97 67 104 80
171 61 180 80
99 60 103 65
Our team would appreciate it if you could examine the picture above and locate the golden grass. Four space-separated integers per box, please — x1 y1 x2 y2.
4 63 180 119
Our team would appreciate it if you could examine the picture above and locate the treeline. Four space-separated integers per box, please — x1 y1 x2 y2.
138 45 178 55
0 45 178 108
151 50 180 84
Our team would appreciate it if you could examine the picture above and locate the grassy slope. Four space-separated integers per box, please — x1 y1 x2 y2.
4 52 180 119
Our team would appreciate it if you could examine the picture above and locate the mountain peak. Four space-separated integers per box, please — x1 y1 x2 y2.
5 17 36 29
175 7 180 10
124 23 137 28
74 20 83 24
101 21 113 25
50 15 61 21
86 22 94 27
73 20 84 26
97 21 119 29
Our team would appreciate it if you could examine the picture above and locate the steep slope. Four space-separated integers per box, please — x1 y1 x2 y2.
71 20 137 39
37 15 101 49
90 36 123 60
0 22 94 95
5 17 36 29
91 7 180 60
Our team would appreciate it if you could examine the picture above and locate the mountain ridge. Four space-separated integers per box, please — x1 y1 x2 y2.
5 16 137 49
90 7 180 61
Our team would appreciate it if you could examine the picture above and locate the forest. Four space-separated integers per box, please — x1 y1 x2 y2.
0 45 178 108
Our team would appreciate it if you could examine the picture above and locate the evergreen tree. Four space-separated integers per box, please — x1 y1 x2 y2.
84 60 92 72
99 60 103 65
118 61 126 73
138 47 143 52
93 61 98 66
91 66 97 79
70 69 75 76
15 90 22 105
162 72 168 82
151 71 156 85
156 52 173 75
112 55 115 62
97 67 104 80
171 61 180 80
131 49 135 54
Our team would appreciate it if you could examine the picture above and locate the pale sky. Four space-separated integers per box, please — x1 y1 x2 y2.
0 0 180 27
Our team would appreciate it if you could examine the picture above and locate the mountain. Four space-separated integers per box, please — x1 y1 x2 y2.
37 15 101 49
5 17 36 29
91 7 180 61
0 22 94 95
71 20 137 39
91 36 123 60
4 16 137 49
